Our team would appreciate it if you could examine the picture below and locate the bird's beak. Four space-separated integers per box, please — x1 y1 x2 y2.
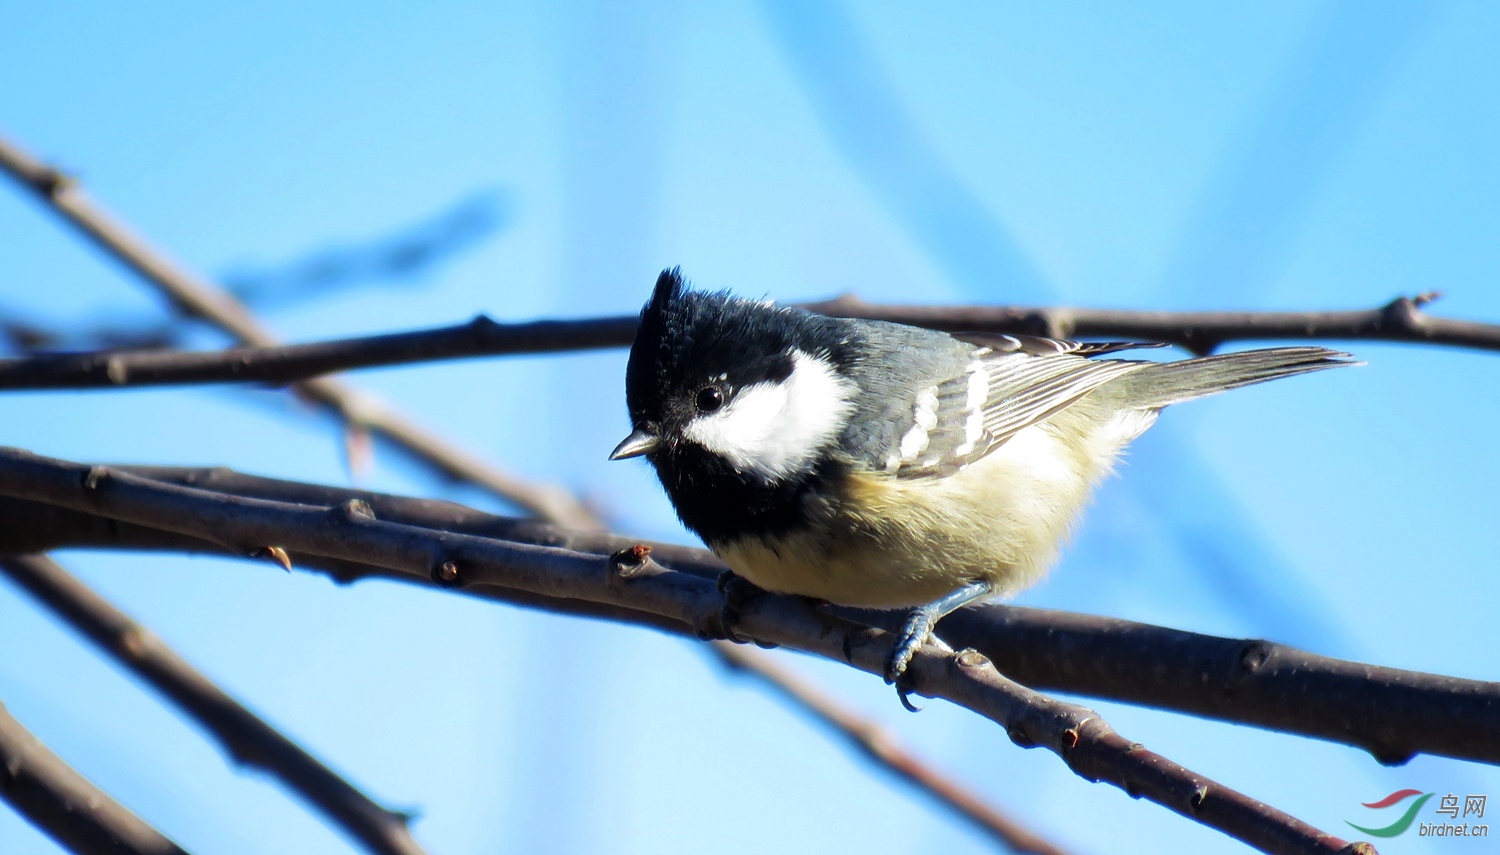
609 428 661 460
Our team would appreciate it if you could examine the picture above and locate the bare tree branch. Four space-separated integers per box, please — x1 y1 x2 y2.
0 292 1492 392
1 462 1494 769
222 189 509 309
932 606 1499 769
710 642 1073 855
0 555 427 855
0 699 189 855
0 492 685 635
0 129 1415 853
0 447 1376 854
0 130 598 530
0 316 630 390
800 291 1491 356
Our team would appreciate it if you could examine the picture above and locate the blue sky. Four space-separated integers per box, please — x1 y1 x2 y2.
2 3 1497 853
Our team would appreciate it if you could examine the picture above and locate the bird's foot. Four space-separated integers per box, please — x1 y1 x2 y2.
696 571 769 643
882 581 995 712
884 604 939 711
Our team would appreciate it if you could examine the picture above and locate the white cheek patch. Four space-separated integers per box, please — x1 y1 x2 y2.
684 350 854 481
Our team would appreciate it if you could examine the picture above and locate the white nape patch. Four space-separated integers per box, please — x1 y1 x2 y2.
684 350 854 481
898 386 940 461
952 362 989 457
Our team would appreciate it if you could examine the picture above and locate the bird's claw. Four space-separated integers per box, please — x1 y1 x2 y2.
883 605 939 710
880 581 993 710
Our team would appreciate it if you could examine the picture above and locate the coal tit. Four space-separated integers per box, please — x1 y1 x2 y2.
612 269 1354 694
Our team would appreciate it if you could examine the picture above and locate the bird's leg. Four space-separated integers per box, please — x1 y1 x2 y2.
884 581 993 708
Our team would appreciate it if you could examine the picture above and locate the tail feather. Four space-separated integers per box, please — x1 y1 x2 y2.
1122 346 1357 410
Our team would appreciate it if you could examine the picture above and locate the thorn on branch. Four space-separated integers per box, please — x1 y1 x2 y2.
1412 290 1444 307
254 545 293 572
467 313 499 332
433 560 460 585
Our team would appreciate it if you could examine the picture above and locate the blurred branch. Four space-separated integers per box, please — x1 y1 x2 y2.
223 190 509 309
0 699 189 855
0 448 1377 853
0 555 427 855
0 130 598 530
0 463 1494 769
0 187 507 356
0 301 182 357
0 292 1490 392
710 642 1072 855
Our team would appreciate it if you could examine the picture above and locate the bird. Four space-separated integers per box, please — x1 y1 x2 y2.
610 268 1354 700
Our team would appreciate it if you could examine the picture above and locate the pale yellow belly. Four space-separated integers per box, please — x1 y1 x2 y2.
714 415 1135 608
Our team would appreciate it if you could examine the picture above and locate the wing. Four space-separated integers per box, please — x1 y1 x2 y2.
889 338 1150 479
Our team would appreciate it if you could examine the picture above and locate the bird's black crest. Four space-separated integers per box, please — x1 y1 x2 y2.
625 268 855 430
622 269 869 543
625 267 700 427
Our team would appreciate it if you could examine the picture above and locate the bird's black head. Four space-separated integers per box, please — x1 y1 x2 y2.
612 268 862 544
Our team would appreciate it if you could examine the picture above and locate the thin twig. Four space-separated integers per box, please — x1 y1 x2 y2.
0 293 1490 391
0 316 632 389
0 555 427 855
0 463 1493 768
710 642 1072 855
0 447 1377 854
0 698 190 855
0 131 598 530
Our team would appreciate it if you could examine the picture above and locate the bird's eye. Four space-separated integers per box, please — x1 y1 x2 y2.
695 386 724 413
